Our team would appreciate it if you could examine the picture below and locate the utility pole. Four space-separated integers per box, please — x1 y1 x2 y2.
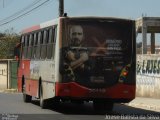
59 0 64 17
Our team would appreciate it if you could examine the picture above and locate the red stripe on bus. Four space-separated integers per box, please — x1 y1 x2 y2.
55 82 135 99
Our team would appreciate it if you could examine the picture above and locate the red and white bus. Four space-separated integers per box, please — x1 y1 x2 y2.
16 16 136 111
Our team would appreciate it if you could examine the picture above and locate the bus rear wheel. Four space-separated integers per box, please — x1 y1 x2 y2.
93 101 113 113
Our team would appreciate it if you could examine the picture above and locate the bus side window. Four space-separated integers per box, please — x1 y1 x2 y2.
32 33 38 59
47 29 53 59
24 35 29 59
47 28 56 59
40 30 44 59
36 31 42 59
41 30 48 59
27 34 33 59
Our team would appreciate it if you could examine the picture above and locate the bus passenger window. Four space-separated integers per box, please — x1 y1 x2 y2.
47 28 53 59
41 30 48 59
32 33 38 59
27 34 33 59
36 31 42 59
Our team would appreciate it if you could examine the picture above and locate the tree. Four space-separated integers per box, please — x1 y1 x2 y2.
0 33 5 37
0 28 20 59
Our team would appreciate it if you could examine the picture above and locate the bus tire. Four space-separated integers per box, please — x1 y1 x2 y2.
71 100 84 105
23 93 32 103
93 101 113 113
22 79 32 103
40 85 47 109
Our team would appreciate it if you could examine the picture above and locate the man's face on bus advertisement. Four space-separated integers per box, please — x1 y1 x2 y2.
70 25 84 46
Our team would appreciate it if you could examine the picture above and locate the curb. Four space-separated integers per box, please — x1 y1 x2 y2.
125 102 160 112
0 89 18 93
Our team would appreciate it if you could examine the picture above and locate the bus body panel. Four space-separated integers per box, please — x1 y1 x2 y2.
54 19 61 83
18 60 56 98
18 60 30 92
58 17 136 102
30 60 55 82
55 82 135 101
29 60 56 98
25 79 39 97
18 18 60 99
41 82 56 99
17 61 57 99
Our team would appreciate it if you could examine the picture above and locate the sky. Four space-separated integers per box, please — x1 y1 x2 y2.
0 0 160 43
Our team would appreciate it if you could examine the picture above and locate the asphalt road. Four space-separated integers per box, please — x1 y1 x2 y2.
0 93 160 120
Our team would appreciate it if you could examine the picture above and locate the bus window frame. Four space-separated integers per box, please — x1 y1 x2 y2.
52 26 57 59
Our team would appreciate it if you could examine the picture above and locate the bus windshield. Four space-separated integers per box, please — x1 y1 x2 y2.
61 18 134 87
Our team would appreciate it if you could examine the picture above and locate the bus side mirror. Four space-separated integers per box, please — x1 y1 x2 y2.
14 43 20 61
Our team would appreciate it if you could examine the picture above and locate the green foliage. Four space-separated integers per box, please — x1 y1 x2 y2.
0 32 20 59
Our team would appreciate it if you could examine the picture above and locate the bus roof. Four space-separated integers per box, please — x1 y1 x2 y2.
21 16 133 34
65 16 133 21
21 18 59 34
